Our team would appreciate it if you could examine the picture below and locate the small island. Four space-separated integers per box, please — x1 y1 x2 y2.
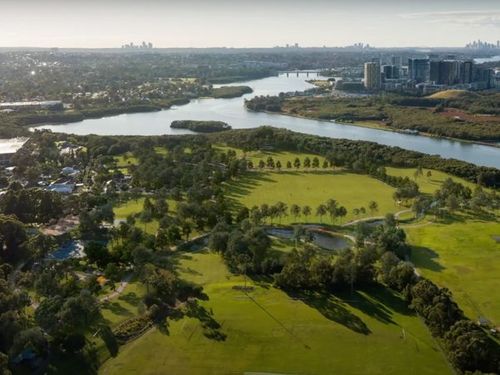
170 120 232 133
210 85 253 98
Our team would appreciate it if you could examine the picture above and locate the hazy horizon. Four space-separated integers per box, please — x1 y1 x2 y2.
1 0 499 49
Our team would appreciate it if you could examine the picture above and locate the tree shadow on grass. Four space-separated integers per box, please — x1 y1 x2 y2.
119 291 142 306
411 246 445 272
338 290 396 325
101 301 134 319
362 285 413 316
290 290 371 335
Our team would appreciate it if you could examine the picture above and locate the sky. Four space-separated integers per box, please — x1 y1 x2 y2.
0 0 499 48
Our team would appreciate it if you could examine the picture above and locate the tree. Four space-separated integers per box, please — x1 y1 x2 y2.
446 195 459 213
322 160 329 169
312 157 320 168
0 215 27 264
368 201 378 215
143 197 154 214
153 197 168 218
336 206 347 223
293 157 301 170
9 328 48 360
302 205 311 222
140 209 153 232
303 157 311 169
84 241 111 268
182 221 192 240
286 161 292 169
266 156 275 169
414 165 423 180
276 160 282 171
274 202 288 224
258 160 265 170
325 199 338 223
444 320 498 374
426 170 432 179
316 204 327 223
290 204 301 222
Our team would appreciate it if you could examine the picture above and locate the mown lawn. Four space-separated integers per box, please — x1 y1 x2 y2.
406 216 500 326
101 251 450 375
113 197 178 235
215 144 329 168
387 167 480 195
226 171 400 224
101 282 147 326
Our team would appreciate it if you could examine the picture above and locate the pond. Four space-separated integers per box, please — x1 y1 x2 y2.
266 227 352 251
48 240 85 261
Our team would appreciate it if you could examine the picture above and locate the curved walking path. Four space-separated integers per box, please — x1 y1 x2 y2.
100 272 134 302
341 209 412 227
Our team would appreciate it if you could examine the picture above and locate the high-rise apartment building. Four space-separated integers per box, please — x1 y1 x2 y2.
408 58 430 83
364 62 381 90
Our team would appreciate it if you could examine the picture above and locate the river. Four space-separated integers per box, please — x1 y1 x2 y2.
34 74 499 168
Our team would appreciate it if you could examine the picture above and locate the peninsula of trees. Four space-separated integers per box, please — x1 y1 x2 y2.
170 120 232 133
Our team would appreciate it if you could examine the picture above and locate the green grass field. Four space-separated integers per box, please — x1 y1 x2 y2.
113 197 177 235
387 167 480 195
215 145 328 168
101 251 450 375
101 282 147 326
406 217 500 326
226 171 400 224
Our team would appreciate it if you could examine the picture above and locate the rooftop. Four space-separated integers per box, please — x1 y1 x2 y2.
0 138 28 155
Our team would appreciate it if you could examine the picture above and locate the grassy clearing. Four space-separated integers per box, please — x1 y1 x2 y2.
406 216 500 326
428 90 466 99
113 197 178 235
215 144 328 168
387 167 480 195
101 282 147 326
114 152 139 169
101 251 450 375
226 171 399 224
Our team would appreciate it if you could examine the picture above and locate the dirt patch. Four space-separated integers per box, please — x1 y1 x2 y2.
436 108 500 123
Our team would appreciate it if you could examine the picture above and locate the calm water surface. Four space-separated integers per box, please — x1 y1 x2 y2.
35 74 499 168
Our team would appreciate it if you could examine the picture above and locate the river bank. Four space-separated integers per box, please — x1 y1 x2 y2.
31 74 500 168
251 108 500 150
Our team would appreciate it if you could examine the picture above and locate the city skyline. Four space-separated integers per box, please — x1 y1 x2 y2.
0 0 499 48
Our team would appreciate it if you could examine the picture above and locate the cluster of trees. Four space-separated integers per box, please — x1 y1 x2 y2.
170 120 231 133
413 178 499 217
250 155 330 171
209 221 277 274
276 245 376 292
274 214 499 374
0 187 63 224
276 215 408 291
381 254 500 374
208 127 499 187
246 93 500 142
245 95 284 112
243 199 349 225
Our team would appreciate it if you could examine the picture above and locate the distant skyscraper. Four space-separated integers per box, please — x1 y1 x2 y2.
408 58 430 83
382 65 399 80
391 56 403 67
364 62 381 90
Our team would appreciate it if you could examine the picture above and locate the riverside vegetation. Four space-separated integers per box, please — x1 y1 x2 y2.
0 127 498 374
245 91 500 142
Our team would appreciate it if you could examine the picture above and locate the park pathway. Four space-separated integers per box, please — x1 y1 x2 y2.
100 272 134 302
